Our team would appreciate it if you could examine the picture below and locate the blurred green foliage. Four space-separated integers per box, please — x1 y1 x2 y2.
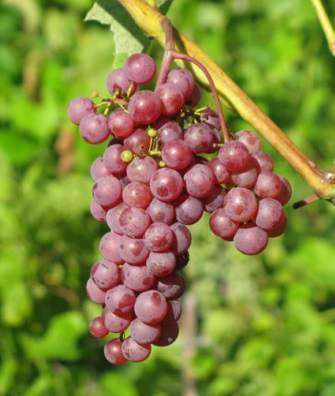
1 0 335 395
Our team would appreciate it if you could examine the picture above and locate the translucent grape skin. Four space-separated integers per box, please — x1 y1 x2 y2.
184 164 215 198
119 236 149 265
219 141 252 173
79 114 110 144
121 337 151 362
157 121 183 145
176 196 204 225
91 260 120 290
144 222 174 252
103 144 127 176
125 53 156 84
231 165 259 188
171 223 192 254
105 285 136 316
235 130 261 153
86 278 106 304
103 309 132 333
106 202 128 234
90 156 110 181
90 199 107 223
108 109 134 138
134 290 168 325
128 91 162 125
255 198 285 231
124 128 150 157
119 207 151 238
122 182 153 209
167 68 195 100
156 273 185 299
126 157 158 184
106 68 134 95
156 82 184 116
122 263 155 292
184 123 218 154
252 151 273 171
99 232 124 264
208 158 231 184
147 251 176 278
89 316 109 338
254 171 282 198
68 97 94 125
233 225 268 255
224 187 258 223
130 319 161 344
161 140 193 171
104 339 127 365
210 208 239 241
147 198 176 225
93 175 122 208
150 168 184 202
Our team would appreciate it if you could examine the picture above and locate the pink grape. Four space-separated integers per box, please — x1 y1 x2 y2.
144 222 174 252
103 144 127 175
106 68 134 94
119 236 149 265
91 260 120 290
152 315 179 347
130 319 161 344
105 285 136 316
126 156 158 184
106 202 128 234
200 107 220 130
171 223 192 254
184 123 218 154
90 156 111 181
274 176 292 205
157 120 183 145
103 309 132 333
93 175 122 208
147 198 176 225
176 196 204 225
235 130 261 153
128 91 162 125
134 290 168 325
86 278 106 304
119 207 151 238
150 168 184 202
90 199 107 223
122 263 155 292
147 251 176 278
162 140 193 170
121 337 151 362
104 339 128 365
224 187 258 223
99 232 124 264
184 164 215 198
157 273 185 299
156 82 184 116
169 300 182 321
68 97 94 125
108 109 134 138
175 251 190 270
267 215 287 237
124 128 150 157
187 84 201 106
203 185 226 213
167 68 195 100
233 225 268 255
254 171 282 198
122 182 152 209
231 165 259 188
219 141 252 173
89 316 109 338
125 53 156 84
210 208 239 240
79 114 109 144
252 151 273 171
255 198 285 231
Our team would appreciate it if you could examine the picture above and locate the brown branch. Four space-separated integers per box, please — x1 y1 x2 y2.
117 0 335 202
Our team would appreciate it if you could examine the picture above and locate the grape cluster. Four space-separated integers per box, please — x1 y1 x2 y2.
68 52 291 364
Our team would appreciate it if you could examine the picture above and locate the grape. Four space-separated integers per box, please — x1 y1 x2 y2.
103 309 132 333
103 144 127 175
147 251 176 278
68 97 94 125
170 223 192 254
203 185 226 213
150 168 184 202
89 316 109 338
152 316 179 347
144 222 174 252
119 236 149 265
122 263 155 292
90 156 111 181
255 198 285 231
130 319 161 344
161 140 193 170
127 157 158 184
128 91 162 125
254 171 282 198
235 130 261 153
210 208 239 240
184 164 215 198
134 290 168 325
108 109 134 138
157 120 183 145
187 84 201 106
274 176 292 205
169 300 182 321
125 53 156 84
224 187 258 223
200 107 220 130
124 128 150 157
208 158 231 184
156 82 184 116
176 196 203 225
90 199 107 223
86 278 106 304
167 68 195 100
175 251 190 270
99 232 124 264
79 114 109 144
106 202 128 234
106 68 134 94
218 141 252 173
119 207 151 238
231 165 259 188
122 182 152 209
267 215 287 237
157 273 185 299
91 260 120 290
121 337 151 362
93 175 122 208
233 225 268 255
184 123 218 154
252 151 273 171
104 339 127 365
147 198 176 225
105 285 136 316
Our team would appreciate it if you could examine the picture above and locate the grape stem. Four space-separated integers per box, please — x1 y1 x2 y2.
156 18 230 143
310 0 335 56
117 0 335 204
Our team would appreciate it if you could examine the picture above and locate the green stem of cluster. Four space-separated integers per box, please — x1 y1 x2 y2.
310 0 335 56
